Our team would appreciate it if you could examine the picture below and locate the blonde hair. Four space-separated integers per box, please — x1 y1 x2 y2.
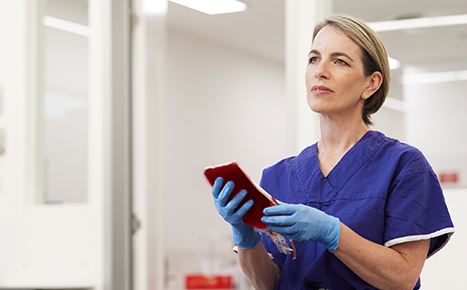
313 14 390 126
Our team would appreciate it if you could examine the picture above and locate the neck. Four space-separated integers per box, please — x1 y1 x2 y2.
317 114 369 156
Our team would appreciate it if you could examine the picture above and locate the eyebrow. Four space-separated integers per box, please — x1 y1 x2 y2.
308 49 354 62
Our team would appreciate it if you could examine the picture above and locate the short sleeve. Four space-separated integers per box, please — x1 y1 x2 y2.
384 152 454 257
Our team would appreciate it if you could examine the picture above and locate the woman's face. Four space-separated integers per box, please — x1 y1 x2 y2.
306 25 371 121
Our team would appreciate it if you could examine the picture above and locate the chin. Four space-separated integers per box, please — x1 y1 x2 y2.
307 100 324 113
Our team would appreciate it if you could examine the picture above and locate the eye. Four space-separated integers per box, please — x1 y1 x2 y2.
335 59 348 66
309 56 319 64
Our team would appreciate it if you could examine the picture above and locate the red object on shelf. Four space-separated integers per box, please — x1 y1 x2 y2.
439 172 459 184
204 161 278 229
185 274 233 289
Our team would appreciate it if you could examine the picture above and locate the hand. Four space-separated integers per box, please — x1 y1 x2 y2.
261 203 340 252
212 177 261 249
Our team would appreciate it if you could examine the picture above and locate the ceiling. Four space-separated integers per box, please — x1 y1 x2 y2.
167 0 467 66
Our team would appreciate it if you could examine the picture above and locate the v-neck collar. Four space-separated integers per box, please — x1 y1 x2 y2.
296 131 385 203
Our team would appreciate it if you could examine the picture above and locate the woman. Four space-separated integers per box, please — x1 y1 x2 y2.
212 14 454 290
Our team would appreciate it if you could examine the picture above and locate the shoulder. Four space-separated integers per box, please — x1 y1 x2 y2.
370 131 433 174
368 130 420 155
368 132 442 201
343 131 437 196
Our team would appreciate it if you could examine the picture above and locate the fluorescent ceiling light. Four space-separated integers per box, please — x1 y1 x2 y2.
143 0 167 15
369 14 467 32
43 16 90 37
169 0 247 15
388 56 401 70
401 70 467 84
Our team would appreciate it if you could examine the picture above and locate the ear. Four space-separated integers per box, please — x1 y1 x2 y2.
362 71 383 100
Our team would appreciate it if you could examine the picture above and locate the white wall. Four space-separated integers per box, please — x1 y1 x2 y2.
402 60 467 288
404 61 467 188
0 0 106 288
163 28 289 289
0 0 29 206
420 188 467 289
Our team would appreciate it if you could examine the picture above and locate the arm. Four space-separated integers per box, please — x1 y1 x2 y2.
238 243 281 290
210 178 280 289
334 223 430 290
262 203 430 290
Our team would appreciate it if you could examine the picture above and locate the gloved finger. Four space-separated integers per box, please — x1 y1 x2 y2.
233 199 254 219
261 215 296 226
224 189 248 215
263 203 299 216
265 225 296 239
212 177 224 199
217 181 235 207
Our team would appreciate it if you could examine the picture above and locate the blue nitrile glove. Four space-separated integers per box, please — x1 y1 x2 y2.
212 177 261 249
261 203 341 252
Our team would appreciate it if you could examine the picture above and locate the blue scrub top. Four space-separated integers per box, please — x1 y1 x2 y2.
259 131 454 290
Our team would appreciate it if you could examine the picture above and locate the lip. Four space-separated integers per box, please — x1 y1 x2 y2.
311 85 334 94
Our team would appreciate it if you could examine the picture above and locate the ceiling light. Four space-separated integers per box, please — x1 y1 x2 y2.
368 14 467 32
43 16 90 37
144 0 167 15
169 0 247 15
388 56 401 70
400 70 467 84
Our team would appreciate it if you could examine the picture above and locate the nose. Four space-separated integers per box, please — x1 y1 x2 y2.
314 61 330 80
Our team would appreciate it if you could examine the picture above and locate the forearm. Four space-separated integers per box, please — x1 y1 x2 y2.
333 223 430 290
238 242 280 290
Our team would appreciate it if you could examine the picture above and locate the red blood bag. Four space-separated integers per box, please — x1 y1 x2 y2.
204 161 278 229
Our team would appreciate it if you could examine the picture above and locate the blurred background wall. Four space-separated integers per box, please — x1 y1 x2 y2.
0 0 465 289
